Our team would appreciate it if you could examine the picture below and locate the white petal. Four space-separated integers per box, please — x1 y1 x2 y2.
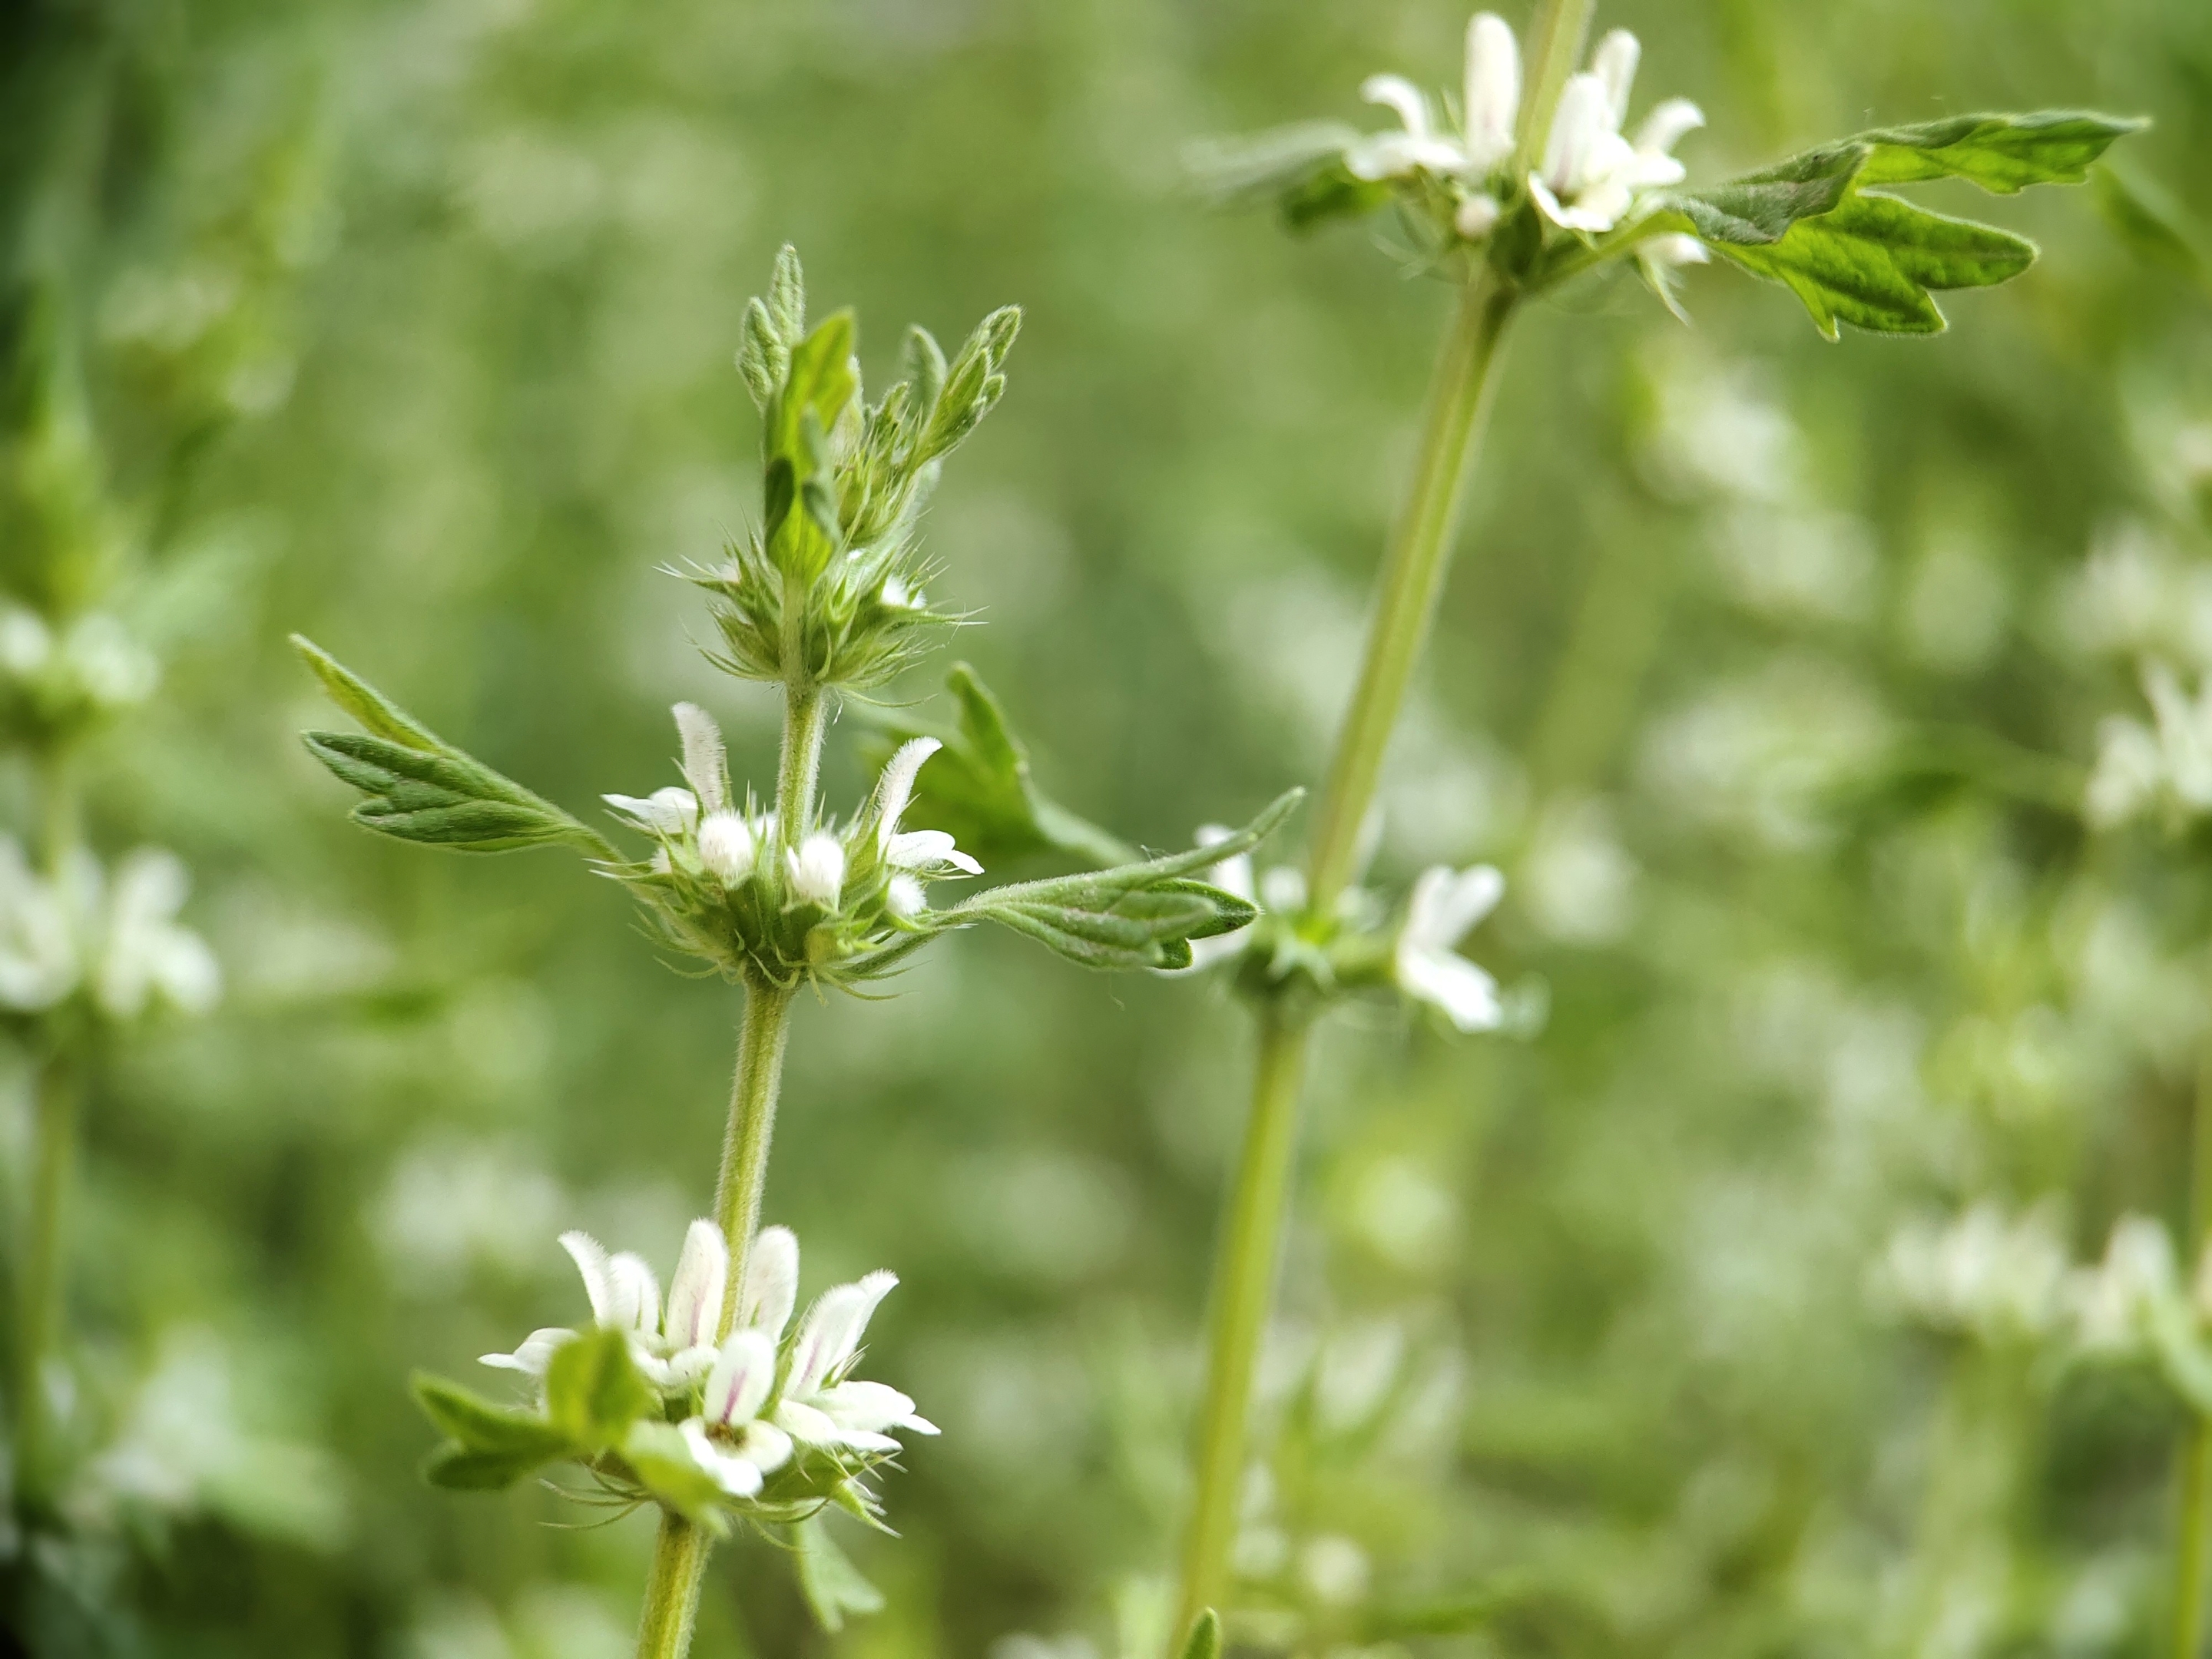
664 1220 728 1352
887 829 982 876
663 1344 720 1389
736 1419 793 1474
1540 74 1608 194
772 1398 841 1445
1643 233 1708 267
740 1225 800 1339
560 1231 614 1325
1462 13 1520 172
1406 865 1505 949
603 789 700 836
901 1412 940 1435
1634 98 1704 158
1194 826 1256 902
704 1328 779 1426
816 1379 919 1435
479 1327 575 1376
787 1270 898 1395
1359 73 1432 140
1396 944 1503 1033
873 737 942 850
673 703 729 814
148 929 221 1015
1589 29 1641 129
604 1251 661 1336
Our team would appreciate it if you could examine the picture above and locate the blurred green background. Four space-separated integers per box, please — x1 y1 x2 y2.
5 0 2212 1653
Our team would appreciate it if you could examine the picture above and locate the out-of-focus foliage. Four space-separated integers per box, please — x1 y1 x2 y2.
1 0 2209 1654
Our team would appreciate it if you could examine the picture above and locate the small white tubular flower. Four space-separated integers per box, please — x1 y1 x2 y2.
739 1224 800 1341
1461 13 1520 173
774 1269 936 1450
1184 823 1257 972
0 840 80 1012
673 703 728 814
886 873 927 919
1528 32 1700 235
478 1326 573 1377
485 1223 730 1389
786 833 846 906
604 786 700 837
96 849 220 1020
696 812 757 886
1348 75 1471 181
873 738 983 878
682 1327 796 1497
563 1230 661 1336
1395 864 1505 1032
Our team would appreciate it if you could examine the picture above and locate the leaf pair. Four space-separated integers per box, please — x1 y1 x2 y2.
1661 111 2143 338
294 636 611 856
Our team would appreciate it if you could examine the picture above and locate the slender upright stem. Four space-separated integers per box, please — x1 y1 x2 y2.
1514 0 1598 161
1174 270 1515 1637
1303 275 1515 911
633 671 823 1659
13 1051 78 1507
2174 1045 2212 1659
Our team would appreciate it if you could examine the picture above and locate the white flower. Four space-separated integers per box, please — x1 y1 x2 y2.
2086 660 2212 829
1346 13 1521 214
739 1224 800 1339
773 1268 938 1452
96 849 220 1019
880 574 926 609
482 1221 730 1392
872 737 982 877
886 873 926 919
1879 1200 2071 1343
697 811 757 885
0 840 80 1011
1394 864 1505 1031
1527 31 1702 234
786 833 846 906
673 702 729 814
1184 823 1257 971
604 786 700 837
63 614 158 709
0 608 53 678
682 1326 792 1497
2071 1214 2180 1354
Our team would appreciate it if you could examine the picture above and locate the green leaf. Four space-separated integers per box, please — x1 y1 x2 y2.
422 1442 565 1492
771 309 857 465
412 1372 575 1461
793 1515 886 1633
1177 1610 1221 1659
1710 190 2036 339
865 664 1136 869
1852 111 2146 194
621 1420 733 1534
952 789 1296 971
542 1328 654 1451
294 637 611 856
1659 142 1865 246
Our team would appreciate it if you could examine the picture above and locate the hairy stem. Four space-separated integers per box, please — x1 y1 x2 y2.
1515 0 1599 161
1174 270 1515 1636
633 670 823 1659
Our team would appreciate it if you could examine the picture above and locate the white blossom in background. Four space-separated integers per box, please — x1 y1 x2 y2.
2085 659 2212 830
1522 797 1637 944
1528 31 1703 234
2070 1214 2181 1355
1394 863 1505 1031
1879 1200 2071 1344
0 839 218 1021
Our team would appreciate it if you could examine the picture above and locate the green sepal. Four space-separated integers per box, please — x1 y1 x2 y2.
1709 190 2036 339
949 788 1296 971
864 663 1136 870
542 1327 655 1452
1853 111 2146 194
294 636 611 856
1177 1610 1222 1659
621 1420 733 1535
793 1515 886 1633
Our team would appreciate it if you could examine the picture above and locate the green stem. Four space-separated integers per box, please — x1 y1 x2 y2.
633 671 823 1659
1174 1001 1313 1638
2174 1047 2212 1659
1174 264 1515 1641
14 1051 78 1508
1514 0 1599 162
1303 273 1516 911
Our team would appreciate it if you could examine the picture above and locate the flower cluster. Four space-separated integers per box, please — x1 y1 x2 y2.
1878 1200 2073 1346
1186 825 1505 1032
0 839 220 1023
455 1220 932 1526
606 703 982 988
0 605 160 747
2084 659 2212 831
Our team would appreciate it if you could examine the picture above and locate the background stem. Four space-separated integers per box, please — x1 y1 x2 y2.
2174 1044 2212 1658
14 1051 78 1508
1173 270 1514 1636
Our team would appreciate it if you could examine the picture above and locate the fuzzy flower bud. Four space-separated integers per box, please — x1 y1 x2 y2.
697 812 757 886
787 833 846 906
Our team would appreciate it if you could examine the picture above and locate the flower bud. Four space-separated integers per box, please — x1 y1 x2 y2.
886 873 926 919
697 811 757 885
786 833 846 906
